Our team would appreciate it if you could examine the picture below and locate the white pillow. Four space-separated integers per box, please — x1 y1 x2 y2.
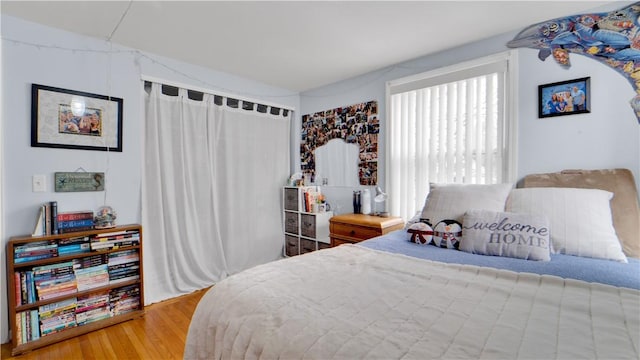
506 187 627 263
460 210 551 261
420 183 513 225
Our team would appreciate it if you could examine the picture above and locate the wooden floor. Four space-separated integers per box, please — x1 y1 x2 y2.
1 288 208 359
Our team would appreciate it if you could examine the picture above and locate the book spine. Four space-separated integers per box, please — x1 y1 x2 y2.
45 203 52 236
50 201 58 235
30 310 40 341
21 312 27 345
15 313 22 345
14 272 22 306
57 219 94 229
58 226 94 234
32 206 45 237
57 211 94 221
21 272 28 305
14 253 58 264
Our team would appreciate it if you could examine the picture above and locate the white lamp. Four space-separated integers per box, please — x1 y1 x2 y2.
374 186 389 217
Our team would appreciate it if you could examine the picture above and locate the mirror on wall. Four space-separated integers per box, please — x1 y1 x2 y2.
314 139 359 187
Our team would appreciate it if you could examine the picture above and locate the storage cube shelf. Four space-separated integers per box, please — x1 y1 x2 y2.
6 224 144 356
283 187 332 257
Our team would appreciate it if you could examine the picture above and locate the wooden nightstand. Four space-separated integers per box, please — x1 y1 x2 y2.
330 213 404 247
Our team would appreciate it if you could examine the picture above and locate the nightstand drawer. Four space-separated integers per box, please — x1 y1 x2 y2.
331 222 381 240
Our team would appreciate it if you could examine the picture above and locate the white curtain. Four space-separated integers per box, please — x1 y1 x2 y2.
388 61 508 221
142 83 290 304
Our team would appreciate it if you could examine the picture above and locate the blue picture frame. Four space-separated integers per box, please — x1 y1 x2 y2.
538 77 590 118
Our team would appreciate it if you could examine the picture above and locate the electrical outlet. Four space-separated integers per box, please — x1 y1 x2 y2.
32 174 46 192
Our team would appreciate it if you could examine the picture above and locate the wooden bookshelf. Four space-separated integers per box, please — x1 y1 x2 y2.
6 224 144 356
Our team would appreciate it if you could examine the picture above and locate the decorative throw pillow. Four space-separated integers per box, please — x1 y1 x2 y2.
506 187 627 263
432 220 463 249
460 210 551 261
420 183 513 226
407 222 434 245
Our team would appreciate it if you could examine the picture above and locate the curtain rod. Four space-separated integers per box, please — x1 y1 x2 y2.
140 75 296 111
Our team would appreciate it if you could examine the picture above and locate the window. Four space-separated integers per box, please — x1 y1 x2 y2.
386 52 517 220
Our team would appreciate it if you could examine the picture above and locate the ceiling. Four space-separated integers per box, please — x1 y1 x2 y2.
1 1 621 92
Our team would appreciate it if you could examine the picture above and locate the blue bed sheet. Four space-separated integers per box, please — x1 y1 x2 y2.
359 230 640 290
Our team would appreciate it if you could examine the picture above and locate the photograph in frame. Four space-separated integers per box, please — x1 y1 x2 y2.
31 84 123 151
538 77 590 118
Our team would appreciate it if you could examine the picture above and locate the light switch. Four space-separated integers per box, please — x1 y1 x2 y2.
32 175 46 192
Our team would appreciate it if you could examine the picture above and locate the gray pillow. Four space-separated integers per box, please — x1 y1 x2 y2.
460 209 551 261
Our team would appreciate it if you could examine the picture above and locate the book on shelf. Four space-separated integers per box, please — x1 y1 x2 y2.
57 219 94 230
45 204 52 236
91 232 140 251
75 264 110 291
59 226 94 234
57 211 94 222
15 310 40 345
31 206 45 237
72 254 108 270
110 284 141 315
50 201 58 235
14 240 58 263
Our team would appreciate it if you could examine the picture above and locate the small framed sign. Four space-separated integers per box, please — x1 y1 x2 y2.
55 172 105 192
538 77 590 118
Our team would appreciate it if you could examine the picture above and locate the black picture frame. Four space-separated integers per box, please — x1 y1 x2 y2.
31 84 123 152
538 77 590 118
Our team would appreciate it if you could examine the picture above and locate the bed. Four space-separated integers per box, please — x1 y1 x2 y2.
184 169 640 359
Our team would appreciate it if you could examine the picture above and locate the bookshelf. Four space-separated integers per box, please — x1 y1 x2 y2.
283 187 333 256
6 224 144 356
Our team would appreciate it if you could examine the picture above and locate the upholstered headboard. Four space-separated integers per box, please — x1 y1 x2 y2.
521 169 640 259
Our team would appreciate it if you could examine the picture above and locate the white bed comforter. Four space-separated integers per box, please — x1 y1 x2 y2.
184 245 640 359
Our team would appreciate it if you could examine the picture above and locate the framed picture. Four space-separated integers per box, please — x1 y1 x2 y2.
31 84 123 151
538 77 590 118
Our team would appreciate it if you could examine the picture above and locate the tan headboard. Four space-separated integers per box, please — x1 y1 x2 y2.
521 169 640 259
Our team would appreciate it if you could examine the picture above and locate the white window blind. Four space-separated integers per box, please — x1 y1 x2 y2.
387 53 516 221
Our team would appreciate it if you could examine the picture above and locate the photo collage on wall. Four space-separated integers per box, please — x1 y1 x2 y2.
301 100 379 185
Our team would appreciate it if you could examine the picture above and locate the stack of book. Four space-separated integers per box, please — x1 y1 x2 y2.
108 250 140 284
75 291 111 325
14 270 37 305
91 230 140 251
301 187 323 213
32 201 59 236
14 310 39 345
33 261 77 301
14 240 58 264
110 285 140 316
57 211 94 234
38 298 77 336
75 264 110 291
58 236 91 256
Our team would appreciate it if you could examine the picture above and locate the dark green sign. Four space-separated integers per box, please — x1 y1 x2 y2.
55 172 105 192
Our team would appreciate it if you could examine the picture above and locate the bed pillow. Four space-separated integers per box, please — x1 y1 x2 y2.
460 210 551 261
420 183 513 226
506 187 627 263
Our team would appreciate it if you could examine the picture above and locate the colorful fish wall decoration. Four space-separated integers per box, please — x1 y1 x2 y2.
507 2 640 123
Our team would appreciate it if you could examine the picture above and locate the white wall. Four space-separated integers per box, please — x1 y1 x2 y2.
0 14 299 344
517 48 639 181
299 33 640 213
